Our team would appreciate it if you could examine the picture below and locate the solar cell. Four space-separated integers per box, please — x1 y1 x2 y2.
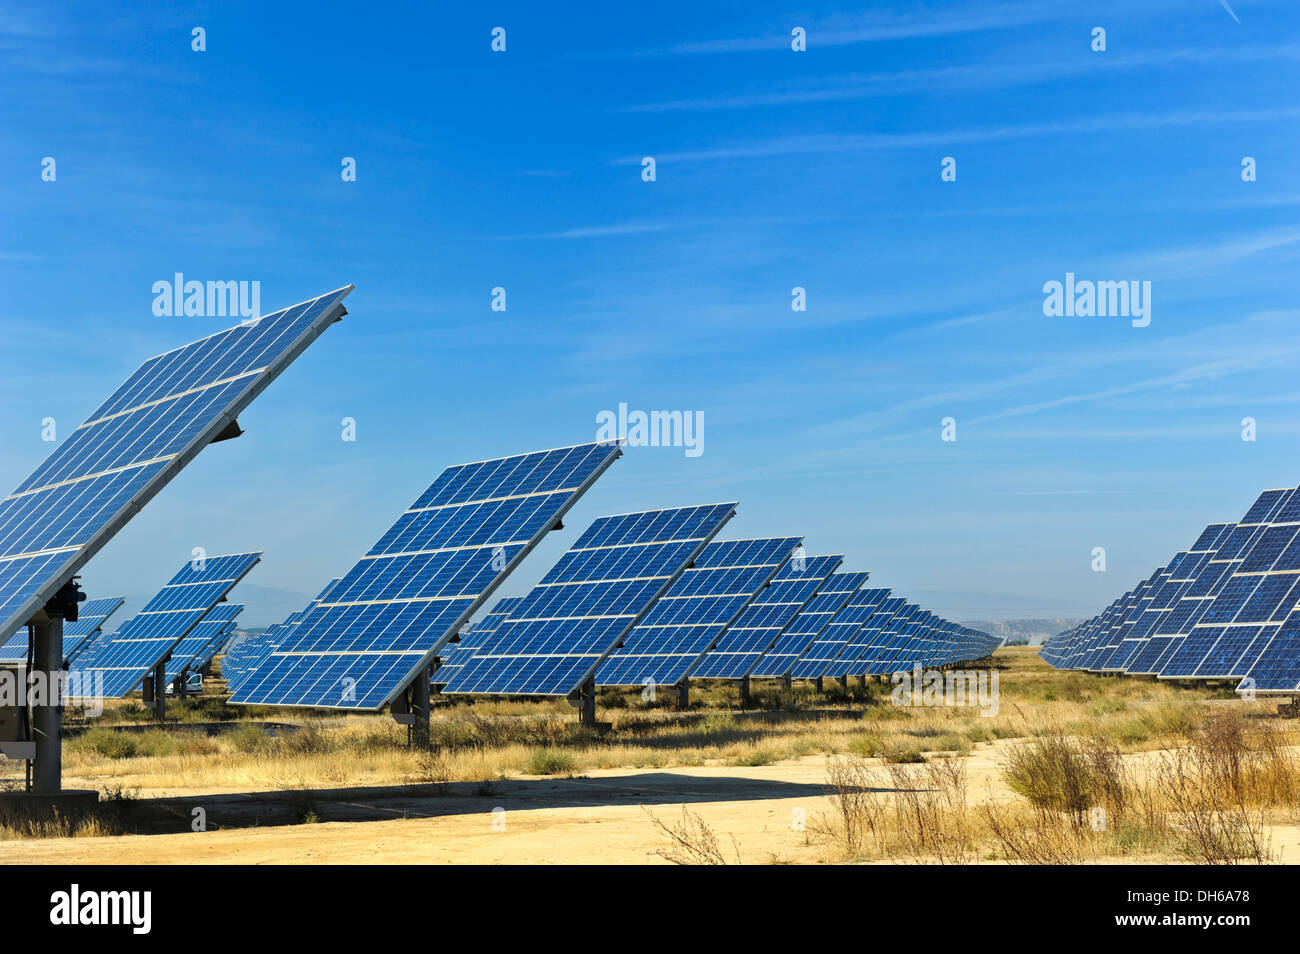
68 552 261 697
690 554 843 679
595 537 801 688
441 503 737 697
0 287 352 644
233 442 623 708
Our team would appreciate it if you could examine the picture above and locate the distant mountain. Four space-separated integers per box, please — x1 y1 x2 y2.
960 618 1085 646
907 589 1102 619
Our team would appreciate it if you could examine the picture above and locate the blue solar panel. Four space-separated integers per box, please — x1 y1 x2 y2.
232 442 623 709
748 571 868 678
432 596 522 687
691 554 843 679
789 586 889 679
169 604 244 675
594 537 801 688
0 287 352 645
1161 489 1299 678
441 503 737 697
1241 608 1300 692
1098 567 1170 670
224 579 343 689
840 595 907 676
862 604 924 675
68 553 260 697
0 595 124 664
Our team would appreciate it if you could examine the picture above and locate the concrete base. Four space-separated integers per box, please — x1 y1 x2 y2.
0 789 99 816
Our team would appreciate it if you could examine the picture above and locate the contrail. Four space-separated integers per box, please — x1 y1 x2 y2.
1219 0 1241 23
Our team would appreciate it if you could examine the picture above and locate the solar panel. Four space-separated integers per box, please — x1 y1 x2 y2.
0 287 352 646
222 578 340 691
789 586 889 679
690 554 843 679
862 604 924 675
168 604 244 675
0 595 124 664
1160 489 1295 678
432 596 522 687
441 503 737 697
839 595 907 676
594 537 801 688
68 552 260 697
189 621 240 674
748 571 868 678
232 442 624 709
1240 608 1300 692
1097 567 1169 670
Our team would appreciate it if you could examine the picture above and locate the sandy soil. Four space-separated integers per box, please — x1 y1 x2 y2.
8 740 1300 864
0 750 1017 864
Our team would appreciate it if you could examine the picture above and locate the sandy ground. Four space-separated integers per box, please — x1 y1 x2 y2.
8 738 1300 864
0 750 1020 864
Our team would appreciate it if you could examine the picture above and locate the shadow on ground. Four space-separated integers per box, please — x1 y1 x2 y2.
97 771 891 836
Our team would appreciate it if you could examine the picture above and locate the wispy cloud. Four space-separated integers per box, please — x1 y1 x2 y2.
614 107 1300 165
636 1 1082 56
621 43 1300 113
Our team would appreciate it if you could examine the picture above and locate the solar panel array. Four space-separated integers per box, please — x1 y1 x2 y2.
231 442 623 709
783 588 997 680
440 503 737 697
595 536 801 688
0 287 351 647
221 579 341 691
432 596 521 687
1042 485 1300 694
747 571 870 677
168 603 244 676
0 595 124 664
690 554 843 679
68 552 260 697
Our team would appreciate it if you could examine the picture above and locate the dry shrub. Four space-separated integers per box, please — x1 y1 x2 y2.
644 805 739 865
824 755 886 857
885 757 971 864
1155 711 1281 864
982 800 1093 864
1002 731 1127 824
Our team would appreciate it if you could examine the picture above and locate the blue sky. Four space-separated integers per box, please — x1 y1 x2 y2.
3 0 1300 625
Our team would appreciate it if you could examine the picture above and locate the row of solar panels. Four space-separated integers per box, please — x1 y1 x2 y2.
0 287 993 715
1041 485 1300 694
0 587 245 695
215 444 996 708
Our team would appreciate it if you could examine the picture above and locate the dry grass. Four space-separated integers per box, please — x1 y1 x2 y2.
6 648 1300 863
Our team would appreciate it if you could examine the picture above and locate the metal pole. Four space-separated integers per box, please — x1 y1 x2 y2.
411 665 431 747
153 661 166 721
579 677 596 726
31 617 62 795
